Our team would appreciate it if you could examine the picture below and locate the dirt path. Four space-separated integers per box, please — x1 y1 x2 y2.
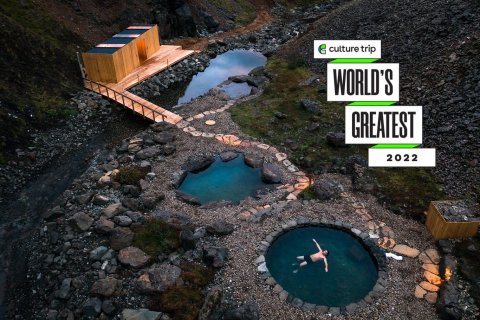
173 3 274 51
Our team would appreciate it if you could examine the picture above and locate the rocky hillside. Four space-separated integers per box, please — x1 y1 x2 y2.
283 0 480 200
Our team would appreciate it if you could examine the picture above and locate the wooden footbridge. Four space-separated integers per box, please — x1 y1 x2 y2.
81 25 197 124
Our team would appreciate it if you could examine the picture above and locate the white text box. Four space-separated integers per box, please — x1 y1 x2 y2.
368 148 436 167
327 63 399 101
345 106 423 144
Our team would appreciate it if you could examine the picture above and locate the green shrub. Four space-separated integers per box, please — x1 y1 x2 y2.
150 286 204 320
114 166 149 186
299 186 317 200
180 263 214 288
133 219 181 256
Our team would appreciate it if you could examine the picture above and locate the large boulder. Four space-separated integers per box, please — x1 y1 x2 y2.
136 263 182 293
118 247 151 268
180 229 196 250
244 154 264 168
182 155 214 172
109 227 134 250
224 302 259 320
69 212 94 231
203 246 228 268
83 298 102 317
152 132 175 144
121 308 163 320
175 190 201 205
261 163 282 184
326 132 347 147
91 277 122 297
206 221 234 236
437 280 462 319
136 146 162 160
199 286 223 320
102 203 125 219
300 99 321 113
220 151 238 162
311 179 344 200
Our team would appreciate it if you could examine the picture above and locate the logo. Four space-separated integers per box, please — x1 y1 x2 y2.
318 43 326 54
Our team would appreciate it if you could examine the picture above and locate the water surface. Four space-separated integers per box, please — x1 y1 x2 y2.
178 154 267 204
266 226 378 306
177 50 266 104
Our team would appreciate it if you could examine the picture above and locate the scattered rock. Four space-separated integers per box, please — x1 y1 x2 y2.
300 99 321 113
224 302 259 320
83 297 102 317
199 286 223 320
206 221 234 235
175 190 201 205
136 263 182 293
326 132 347 147
219 151 238 162
69 212 94 231
94 219 115 235
244 154 264 168
118 247 151 268
109 228 134 250
121 308 163 320
311 178 343 200
203 246 228 268
103 203 125 218
261 163 282 183
91 277 121 297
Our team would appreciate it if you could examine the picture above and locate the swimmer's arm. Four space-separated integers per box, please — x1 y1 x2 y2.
312 239 322 252
324 258 329 272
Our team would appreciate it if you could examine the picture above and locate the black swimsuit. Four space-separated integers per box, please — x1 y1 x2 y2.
304 255 314 264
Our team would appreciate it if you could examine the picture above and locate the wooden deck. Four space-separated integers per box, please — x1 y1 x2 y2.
84 45 197 124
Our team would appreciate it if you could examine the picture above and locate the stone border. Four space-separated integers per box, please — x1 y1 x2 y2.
255 218 388 315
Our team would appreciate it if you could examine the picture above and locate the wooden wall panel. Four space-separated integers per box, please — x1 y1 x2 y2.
81 53 116 83
426 202 480 240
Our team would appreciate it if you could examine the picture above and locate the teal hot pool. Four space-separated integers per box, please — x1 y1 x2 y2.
178 154 268 204
265 226 378 307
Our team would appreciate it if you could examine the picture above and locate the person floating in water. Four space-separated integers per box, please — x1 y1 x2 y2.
293 239 329 273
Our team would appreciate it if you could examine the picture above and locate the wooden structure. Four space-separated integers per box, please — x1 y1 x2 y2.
82 25 161 83
426 201 480 240
81 25 198 124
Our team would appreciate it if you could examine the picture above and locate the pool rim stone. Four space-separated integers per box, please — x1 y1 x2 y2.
256 218 388 315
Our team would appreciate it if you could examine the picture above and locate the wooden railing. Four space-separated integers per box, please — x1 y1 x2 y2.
83 78 166 122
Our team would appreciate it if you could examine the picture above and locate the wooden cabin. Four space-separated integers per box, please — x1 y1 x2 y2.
426 200 480 240
82 25 161 83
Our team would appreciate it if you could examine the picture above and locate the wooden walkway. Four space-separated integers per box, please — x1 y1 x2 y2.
84 45 196 124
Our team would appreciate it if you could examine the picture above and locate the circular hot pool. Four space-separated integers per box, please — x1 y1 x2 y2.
265 226 379 307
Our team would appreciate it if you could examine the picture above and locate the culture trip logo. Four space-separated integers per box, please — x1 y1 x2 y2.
318 43 327 54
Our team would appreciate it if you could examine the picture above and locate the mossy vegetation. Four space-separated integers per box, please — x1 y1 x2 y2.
149 263 215 320
114 166 149 186
372 168 444 217
299 186 317 200
151 286 204 320
230 56 444 218
210 0 256 26
132 219 181 256
276 0 330 8
180 263 215 287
